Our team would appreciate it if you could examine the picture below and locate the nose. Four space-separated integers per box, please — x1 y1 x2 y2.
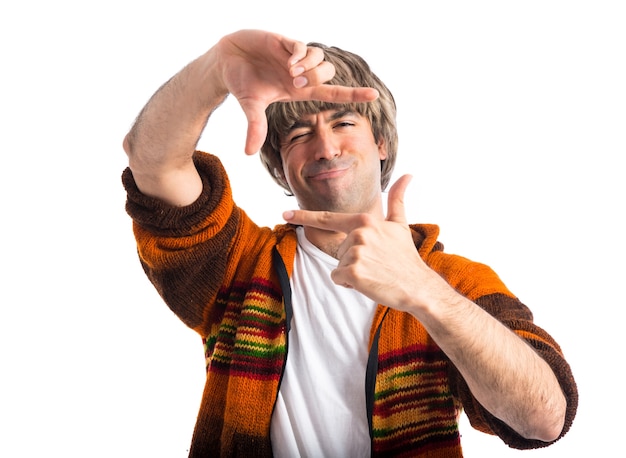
313 128 340 161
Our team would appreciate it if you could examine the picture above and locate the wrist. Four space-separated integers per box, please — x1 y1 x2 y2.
188 47 230 111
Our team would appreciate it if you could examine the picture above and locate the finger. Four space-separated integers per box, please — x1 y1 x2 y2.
286 39 309 68
288 45 325 76
240 99 268 155
290 48 332 86
386 174 412 223
285 44 327 88
307 84 380 104
283 209 366 234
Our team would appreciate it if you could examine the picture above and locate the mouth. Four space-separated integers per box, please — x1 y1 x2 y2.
307 167 349 180
305 159 354 181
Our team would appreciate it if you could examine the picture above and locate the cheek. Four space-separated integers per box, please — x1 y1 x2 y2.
280 161 298 191
280 150 305 184
283 169 294 188
277 152 290 181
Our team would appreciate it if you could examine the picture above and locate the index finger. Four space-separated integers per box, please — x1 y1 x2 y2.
283 209 367 234
307 84 379 104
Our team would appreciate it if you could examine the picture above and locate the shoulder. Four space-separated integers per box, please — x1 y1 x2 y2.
409 223 515 301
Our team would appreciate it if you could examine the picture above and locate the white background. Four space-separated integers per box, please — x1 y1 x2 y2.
1 1 624 456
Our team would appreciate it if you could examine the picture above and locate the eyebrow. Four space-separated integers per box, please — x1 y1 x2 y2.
287 110 357 133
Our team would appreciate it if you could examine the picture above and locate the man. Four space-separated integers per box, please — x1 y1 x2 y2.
122 29 577 457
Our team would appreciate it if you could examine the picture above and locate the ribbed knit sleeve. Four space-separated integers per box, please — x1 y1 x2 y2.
121 151 242 334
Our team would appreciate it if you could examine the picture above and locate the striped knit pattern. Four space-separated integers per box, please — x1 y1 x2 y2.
372 341 462 456
368 303 464 457
206 279 286 379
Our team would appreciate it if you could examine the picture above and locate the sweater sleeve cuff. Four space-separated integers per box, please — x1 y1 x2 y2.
121 151 230 235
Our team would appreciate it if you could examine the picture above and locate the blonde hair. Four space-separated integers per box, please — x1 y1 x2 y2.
260 42 398 193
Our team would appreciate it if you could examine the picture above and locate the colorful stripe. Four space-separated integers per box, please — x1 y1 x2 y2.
205 277 286 381
373 342 463 455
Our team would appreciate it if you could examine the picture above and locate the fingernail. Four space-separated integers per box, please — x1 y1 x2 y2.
283 210 295 220
292 66 304 76
293 76 307 88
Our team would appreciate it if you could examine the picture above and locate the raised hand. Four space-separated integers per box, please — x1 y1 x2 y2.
283 174 440 310
215 30 380 155
124 29 380 206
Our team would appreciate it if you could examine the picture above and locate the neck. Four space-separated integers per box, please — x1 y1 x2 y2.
302 227 346 259
301 197 386 259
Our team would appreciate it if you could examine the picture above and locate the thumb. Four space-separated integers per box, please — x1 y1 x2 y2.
240 99 269 155
386 174 412 223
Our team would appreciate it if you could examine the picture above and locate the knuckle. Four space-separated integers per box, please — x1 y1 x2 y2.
308 46 324 60
319 211 333 224
351 229 367 244
359 214 375 226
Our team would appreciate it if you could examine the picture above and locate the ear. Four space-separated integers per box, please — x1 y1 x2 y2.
377 137 388 160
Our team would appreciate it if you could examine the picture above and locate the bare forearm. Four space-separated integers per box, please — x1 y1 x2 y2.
411 278 566 441
123 48 227 205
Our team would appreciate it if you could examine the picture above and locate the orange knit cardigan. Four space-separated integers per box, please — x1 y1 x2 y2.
123 151 577 457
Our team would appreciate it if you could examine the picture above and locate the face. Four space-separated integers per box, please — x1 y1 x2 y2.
279 109 387 214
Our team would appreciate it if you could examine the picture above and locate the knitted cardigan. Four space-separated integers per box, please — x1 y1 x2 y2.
122 151 577 457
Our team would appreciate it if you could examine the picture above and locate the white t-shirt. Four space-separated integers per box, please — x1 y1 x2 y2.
270 227 377 457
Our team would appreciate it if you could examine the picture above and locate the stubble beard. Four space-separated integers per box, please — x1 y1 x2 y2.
298 181 379 214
